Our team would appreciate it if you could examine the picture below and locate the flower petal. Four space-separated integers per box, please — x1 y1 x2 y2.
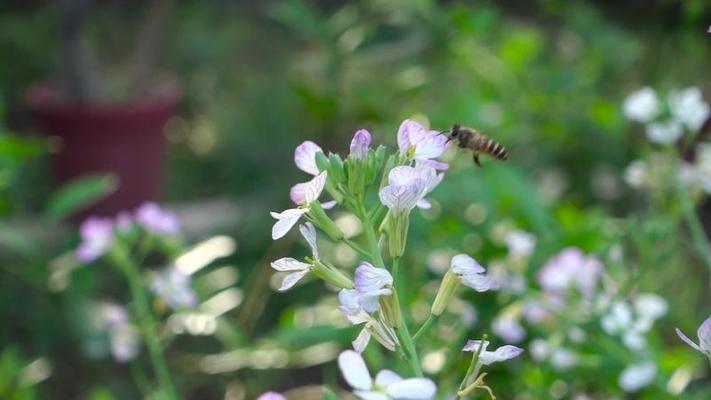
353 391 389 400
294 140 323 175
386 378 437 399
479 345 524 365
299 223 319 259
461 273 498 292
278 270 310 291
350 129 372 159
411 130 448 160
451 254 485 275
416 198 432 209
354 262 393 294
290 171 327 205
271 257 310 272
271 208 308 239
375 370 402 387
379 181 425 211
675 328 701 352
389 166 420 186
338 350 373 391
353 327 371 353
462 340 489 352
256 392 287 400
415 158 449 171
322 200 337 209
698 316 711 352
397 119 424 153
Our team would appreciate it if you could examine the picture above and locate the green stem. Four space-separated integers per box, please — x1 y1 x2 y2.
678 185 711 272
342 237 370 259
356 202 385 267
413 314 436 341
391 257 422 377
111 247 178 400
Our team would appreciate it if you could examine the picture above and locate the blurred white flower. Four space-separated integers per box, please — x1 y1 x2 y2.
492 315 526 344
257 392 286 400
623 87 660 123
624 160 648 188
529 339 550 362
96 302 139 363
645 119 683 144
537 247 603 298
694 143 711 195
618 361 656 392
523 300 550 325
338 350 437 399
675 315 711 357
150 266 197 309
76 217 114 263
550 348 578 371
504 230 536 259
601 301 633 335
668 87 710 132
462 340 524 365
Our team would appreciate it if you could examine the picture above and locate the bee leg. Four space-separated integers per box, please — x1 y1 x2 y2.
473 153 482 167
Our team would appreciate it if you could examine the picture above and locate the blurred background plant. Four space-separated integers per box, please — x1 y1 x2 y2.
0 0 710 398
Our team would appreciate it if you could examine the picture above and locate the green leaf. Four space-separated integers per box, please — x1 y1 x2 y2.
46 174 118 220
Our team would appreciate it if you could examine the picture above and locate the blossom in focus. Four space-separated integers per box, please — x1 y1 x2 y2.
256 392 286 400
338 288 398 352
353 262 394 313
450 254 499 292
397 119 449 169
675 315 711 357
270 223 319 291
135 202 180 234
76 217 114 262
150 266 197 308
462 340 524 365
623 87 660 123
668 87 710 132
537 247 603 298
271 171 328 239
618 361 656 392
294 140 323 175
338 350 436 399
379 165 442 211
350 129 371 160
645 119 683 144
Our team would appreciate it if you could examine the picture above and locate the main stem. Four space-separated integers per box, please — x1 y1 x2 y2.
678 184 711 273
391 257 422 377
357 201 385 267
112 247 178 399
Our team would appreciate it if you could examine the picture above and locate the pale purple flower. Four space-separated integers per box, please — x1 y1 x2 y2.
504 230 536 259
523 299 550 325
537 247 603 298
462 340 523 365
135 202 180 234
618 361 656 392
675 315 711 357
150 266 197 308
338 350 436 399
271 172 327 240
550 348 578 371
270 223 319 291
110 324 140 363
623 87 660 123
350 129 371 160
397 119 449 169
492 315 526 343
669 87 710 132
294 140 323 175
338 289 398 352
379 165 442 211
76 217 114 262
450 254 499 292
354 262 393 313
529 339 550 362
115 211 133 233
99 303 129 329
257 392 286 400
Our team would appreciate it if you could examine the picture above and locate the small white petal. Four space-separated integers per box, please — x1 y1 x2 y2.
375 370 402 388
675 328 701 352
397 119 424 153
389 166 420 186
386 378 437 399
271 257 310 272
354 262 393 294
416 198 432 209
379 183 424 211
462 340 489 352
299 223 319 259
645 119 683 144
290 171 327 205
338 350 373 391
271 208 308 239
698 316 711 352
623 87 660 123
278 270 309 291
460 273 498 292
451 254 485 275
322 200 337 209
294 141 323 175
478 345 524 365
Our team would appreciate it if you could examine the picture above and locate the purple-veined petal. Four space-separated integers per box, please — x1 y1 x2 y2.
463 340 489 352
294 140 323 175
375 370 403 388
389 166 420 186
271 257 310 272
350 129 372 159
461 273 498 292
397 119 425 153
698 316 711 351
354 262 393 293
338 350 373 391
386 378 437 399
299 222 319 259
379 181 425 211
478 345 524 365
416 158 449 171
290 171 327 205
278 270 310 291
353 327 371 353
451 254 485 275
271 208 308 239
411 130 449 160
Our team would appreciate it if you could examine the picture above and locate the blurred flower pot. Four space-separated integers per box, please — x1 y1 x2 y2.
26 81 181 216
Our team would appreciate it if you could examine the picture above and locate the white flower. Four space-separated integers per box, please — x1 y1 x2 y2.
271 172 327 239
76 217 114 263
379 165 442 211
529 339 550 362
294 140 323 175
150 266 197 308
397 119 449 168
270 223 320 291
462 340 524 365
354 262 394 313
492 315 526 344
550 348 578 371
645 119 684 144
623 87 660 123
624 160 647 188
633 293 668 326
669 87 710 132
618 361 656 392
110 324 140 363
504 230 536 259
537 247 603 298
450 254 499 292
601 301 633 335
675 315 711 357
338 350 437 399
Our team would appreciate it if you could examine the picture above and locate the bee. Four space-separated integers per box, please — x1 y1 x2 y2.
444 124 508 167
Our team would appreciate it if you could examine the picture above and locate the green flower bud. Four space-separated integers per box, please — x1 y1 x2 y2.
308 202 343 240
431 269 462 316
329 153 346 184
384 211 409 258
311 261 354 289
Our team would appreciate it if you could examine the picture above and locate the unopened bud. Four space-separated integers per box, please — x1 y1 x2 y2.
431 270 461 316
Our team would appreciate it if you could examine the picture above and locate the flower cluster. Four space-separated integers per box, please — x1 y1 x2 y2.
269 120 524 398
95 302 140 363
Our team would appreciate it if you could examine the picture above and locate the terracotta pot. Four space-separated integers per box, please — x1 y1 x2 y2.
26 82 181 216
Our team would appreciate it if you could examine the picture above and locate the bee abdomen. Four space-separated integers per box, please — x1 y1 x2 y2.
481 136 508 160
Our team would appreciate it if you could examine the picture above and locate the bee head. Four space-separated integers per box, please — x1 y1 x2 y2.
449 124 461 140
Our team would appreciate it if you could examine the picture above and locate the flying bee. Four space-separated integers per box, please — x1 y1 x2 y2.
443 124 509 167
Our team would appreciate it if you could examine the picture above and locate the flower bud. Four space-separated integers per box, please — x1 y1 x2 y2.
384 211 409 258
431 270 461 316
329 153 347 184
311 262 354 289
308 202 344 240
379 291 402 328
349 129 371 160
